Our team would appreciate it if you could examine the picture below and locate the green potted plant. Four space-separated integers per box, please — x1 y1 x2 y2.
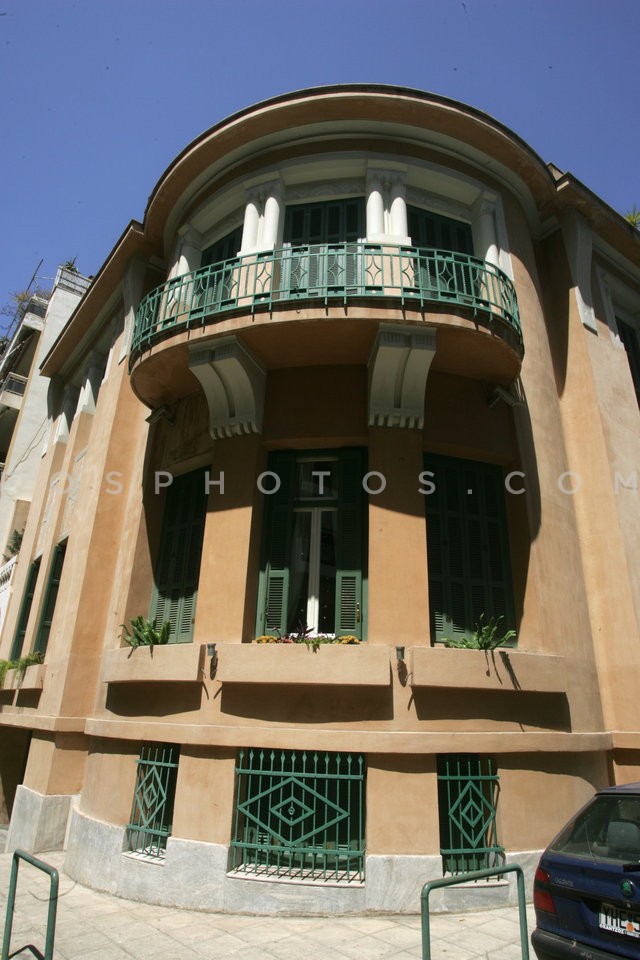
120 616 171 649
442 614 516 650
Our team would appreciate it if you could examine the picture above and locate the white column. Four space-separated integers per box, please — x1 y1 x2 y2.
389 176 408 241
366 172 385 239
176 224 203 275
241 192 261 253
472 196 500 267
261 183 282 249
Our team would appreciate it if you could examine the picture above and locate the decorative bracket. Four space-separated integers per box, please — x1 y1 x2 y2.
368 325 436 429
189 337 265 440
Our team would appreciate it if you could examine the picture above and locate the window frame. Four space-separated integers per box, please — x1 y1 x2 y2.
33 541 67 657
255 448 367 639
125 742 180 860
437 754 505 875
149 467 208 644
424 453 516 646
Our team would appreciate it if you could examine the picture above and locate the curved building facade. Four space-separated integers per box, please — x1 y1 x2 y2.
1 85 640 914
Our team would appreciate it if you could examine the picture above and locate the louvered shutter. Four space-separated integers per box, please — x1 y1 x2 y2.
10 558 41 660
256 452 296 636
151 469 207 643
34 541 67 656
335 449 365 638
425 454 515 644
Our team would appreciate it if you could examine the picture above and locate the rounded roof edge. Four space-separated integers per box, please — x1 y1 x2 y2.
143 83 555 224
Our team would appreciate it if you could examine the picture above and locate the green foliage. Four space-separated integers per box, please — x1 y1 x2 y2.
62 257 78 272
121 616 171 648
0 659 14 687
442 615 516 650
4 527 23 561
625 206 640 229
0 650 44 687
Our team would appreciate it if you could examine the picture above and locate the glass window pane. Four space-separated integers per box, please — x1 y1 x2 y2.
296 460 337 500
288 512 311 631
318 510 338 632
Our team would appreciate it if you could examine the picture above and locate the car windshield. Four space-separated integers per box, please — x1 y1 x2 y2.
550 795 640 863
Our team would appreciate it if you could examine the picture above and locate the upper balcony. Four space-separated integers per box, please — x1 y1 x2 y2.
129 243 523 406
0 373 28 411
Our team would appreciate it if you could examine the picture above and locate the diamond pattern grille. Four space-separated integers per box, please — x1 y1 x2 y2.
437 755 505 875
126 743 179 859
231 749 365 883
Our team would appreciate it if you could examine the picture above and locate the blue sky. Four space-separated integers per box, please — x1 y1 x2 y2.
1 0 638 326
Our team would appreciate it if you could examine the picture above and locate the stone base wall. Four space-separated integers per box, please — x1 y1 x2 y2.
5 785 79 854
64 807 539 915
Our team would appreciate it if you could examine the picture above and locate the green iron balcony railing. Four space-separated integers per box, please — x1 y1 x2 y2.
132 244 523 362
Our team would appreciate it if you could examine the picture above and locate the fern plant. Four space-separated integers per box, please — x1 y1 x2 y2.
121 616 171 648
443 614 516 650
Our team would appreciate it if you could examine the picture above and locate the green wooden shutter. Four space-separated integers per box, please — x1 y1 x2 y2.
425 454 515 644
10 558 41 660
335 448 365 638
255 452 296 636
151 469 207 644
34 541 67 656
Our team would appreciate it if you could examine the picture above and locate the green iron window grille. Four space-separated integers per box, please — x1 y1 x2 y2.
33 541 67 657
126 742 180 859
437 754 505 875
10 558 41 661
230 748 366 883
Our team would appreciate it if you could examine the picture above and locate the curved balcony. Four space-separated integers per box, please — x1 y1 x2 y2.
130 244 523 366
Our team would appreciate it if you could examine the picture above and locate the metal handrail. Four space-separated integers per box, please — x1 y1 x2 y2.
421 864 529 960
2 849 59 960
131 243 523 362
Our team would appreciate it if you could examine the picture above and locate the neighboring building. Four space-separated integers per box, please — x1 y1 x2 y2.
0 268 90 633
0 85 639 914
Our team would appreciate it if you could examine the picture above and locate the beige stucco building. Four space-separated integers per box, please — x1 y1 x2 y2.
1 85 639 914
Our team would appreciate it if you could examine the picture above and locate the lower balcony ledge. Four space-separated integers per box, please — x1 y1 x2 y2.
217 643 391 687
102 643 206 684
409 647 566 693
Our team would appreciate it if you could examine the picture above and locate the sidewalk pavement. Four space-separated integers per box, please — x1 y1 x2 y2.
0 851 536 960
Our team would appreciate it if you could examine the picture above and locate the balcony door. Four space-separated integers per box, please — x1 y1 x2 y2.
282 198 365 298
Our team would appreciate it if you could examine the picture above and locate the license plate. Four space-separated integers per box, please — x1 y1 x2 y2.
599 903 640 938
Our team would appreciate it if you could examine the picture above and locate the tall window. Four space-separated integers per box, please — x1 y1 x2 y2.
256 449 366 638
230 748 366 883
150 468 207 643
408 206 473 254
618 317 640 406
10 558 41 660
126 742 180 859
33 541 67 656
282 198 365 298
437 754 504 874
425 454 515 645
201 225 243 268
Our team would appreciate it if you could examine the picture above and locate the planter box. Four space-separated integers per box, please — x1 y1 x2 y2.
103 643 206 684
218 643 391 687
409 646 566 693
4 663 45 691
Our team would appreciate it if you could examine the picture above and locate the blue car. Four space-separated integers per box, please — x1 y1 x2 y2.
532 782 640 959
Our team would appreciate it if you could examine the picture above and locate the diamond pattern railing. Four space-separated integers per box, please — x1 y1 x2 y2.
437 754 505 874
126 742 180 859
230 748 366 883
131 243 523 364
